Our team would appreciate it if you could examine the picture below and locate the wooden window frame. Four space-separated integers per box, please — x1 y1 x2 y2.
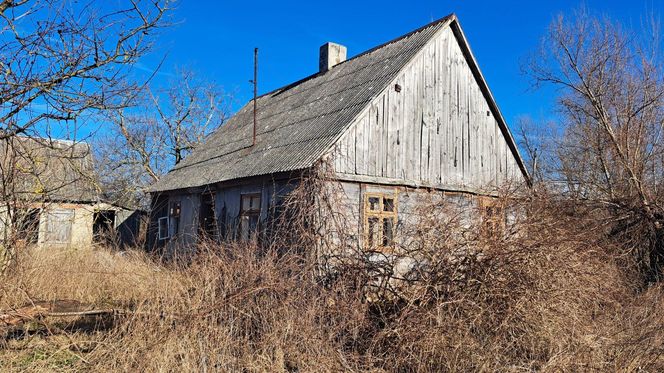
363 191 398 252
477 196 505 235
239 193 261 240
158 216 169 240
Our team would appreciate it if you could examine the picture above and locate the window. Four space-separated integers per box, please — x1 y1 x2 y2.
158 217 169 240
44 209 74 244
199 192 216 238
478 196 505 236
168 201 181 239
239 193 261 240
364 192 397 251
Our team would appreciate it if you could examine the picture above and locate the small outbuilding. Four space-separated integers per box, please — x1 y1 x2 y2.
0 137 143 248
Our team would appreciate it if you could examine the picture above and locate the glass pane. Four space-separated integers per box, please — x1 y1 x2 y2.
383 198 394 212
250 196 261 211
240 215 249 240
382 218 394 246
368 197 380 211
158 217 169 239
368 217 379 247
241 196 251 211
250 215 259 231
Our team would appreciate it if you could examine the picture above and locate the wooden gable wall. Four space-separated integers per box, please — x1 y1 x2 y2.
330 26 525 192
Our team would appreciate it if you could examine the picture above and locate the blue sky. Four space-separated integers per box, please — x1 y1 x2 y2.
139 0 662 129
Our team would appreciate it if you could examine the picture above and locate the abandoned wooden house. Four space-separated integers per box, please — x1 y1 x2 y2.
0 137 143 248
148 14 529 253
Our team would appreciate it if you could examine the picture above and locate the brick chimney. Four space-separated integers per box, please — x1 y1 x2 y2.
319 42 347 73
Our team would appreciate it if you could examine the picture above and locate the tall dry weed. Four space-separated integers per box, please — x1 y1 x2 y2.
0 179 663 372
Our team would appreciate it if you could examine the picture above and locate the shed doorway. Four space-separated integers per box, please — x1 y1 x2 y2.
93 210 116 245
199 192 217 240
16 208 40 244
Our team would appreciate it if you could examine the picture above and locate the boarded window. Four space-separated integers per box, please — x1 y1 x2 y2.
363 191 397 251
239 193 261 241
44 209 74 244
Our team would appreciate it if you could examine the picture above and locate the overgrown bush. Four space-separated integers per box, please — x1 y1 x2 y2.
1 185 663 372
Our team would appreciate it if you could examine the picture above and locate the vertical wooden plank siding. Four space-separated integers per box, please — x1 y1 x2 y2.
331 27 524 190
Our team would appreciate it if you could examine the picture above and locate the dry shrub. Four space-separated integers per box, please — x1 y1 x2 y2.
367 193 664 372
87 242 372 372
1 182 663 372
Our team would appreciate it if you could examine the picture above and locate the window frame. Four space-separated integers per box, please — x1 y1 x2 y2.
477 196 505 235
158 216 169 240
239 192 261 240
363 191 398 252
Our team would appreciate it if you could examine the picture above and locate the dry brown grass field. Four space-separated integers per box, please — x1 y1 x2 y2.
1 195 663 372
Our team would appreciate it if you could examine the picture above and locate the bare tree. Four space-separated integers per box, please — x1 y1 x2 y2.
0 0 170 272
96 67 231 208
0 0 170 138
515 116 560 186
527 10 664 282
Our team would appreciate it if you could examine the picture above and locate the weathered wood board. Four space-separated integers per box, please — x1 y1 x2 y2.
331 27 524 191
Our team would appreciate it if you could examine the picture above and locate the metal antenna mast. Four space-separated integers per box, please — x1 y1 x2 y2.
252 47 258 147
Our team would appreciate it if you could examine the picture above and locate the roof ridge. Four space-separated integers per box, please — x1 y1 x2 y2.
257 13 456 99
331 13 455 69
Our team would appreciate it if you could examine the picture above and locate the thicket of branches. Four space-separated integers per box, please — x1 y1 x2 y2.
524 10 664 284
1 170 663 371
95 68 231 209
0 0 170 272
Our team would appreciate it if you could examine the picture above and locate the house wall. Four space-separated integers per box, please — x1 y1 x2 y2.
115 209 146 247
330 26 525 191
0 202 140 249
324 180 478 250
167 193 201 248
150 177 296 254
150 176 482 254
214 181 294 237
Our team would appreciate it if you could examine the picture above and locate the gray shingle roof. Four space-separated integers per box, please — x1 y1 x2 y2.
150 15 455 192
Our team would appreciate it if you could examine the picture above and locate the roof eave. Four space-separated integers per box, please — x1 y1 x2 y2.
448 19 532 186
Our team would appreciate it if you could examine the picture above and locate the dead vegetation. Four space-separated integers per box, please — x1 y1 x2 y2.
1 180 663 372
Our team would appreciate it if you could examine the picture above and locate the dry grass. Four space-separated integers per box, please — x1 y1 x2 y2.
1 193 663 372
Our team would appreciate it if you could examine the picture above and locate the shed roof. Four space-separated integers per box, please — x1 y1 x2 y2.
2 136 99 203
151 14 528 192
